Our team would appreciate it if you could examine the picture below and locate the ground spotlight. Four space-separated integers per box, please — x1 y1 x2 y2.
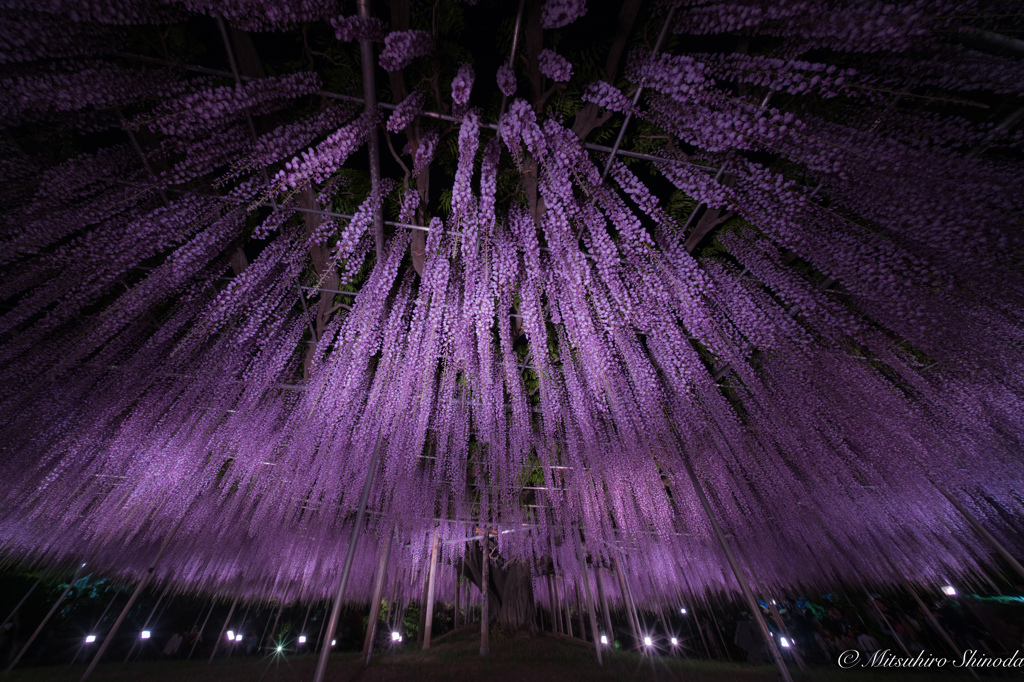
643 636 653 647
140 631 150 639
600 635 608 645
941 585 956 596
671 637 678 646
298 635 307 644
331 639 336 646
391 631 402 642
680 607 687 614
779 636 791 648
85 635 96 644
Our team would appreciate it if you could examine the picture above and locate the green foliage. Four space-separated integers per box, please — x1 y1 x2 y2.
437 188 454 217
665 190 700 224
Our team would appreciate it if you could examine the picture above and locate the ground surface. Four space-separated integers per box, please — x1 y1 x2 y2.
7 628 989 681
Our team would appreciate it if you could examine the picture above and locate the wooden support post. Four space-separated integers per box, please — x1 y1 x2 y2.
388 567 403 631
227 602 251 658
944 491 1024 583
125 582 169 662
867 591 912 657
735 538 807 674
268 601 284 648
682 457 794 682
562 576 574 638
575 583 586 641
594 565 614 644
423 532 441 650
691 603 712 659
315 604 327 650
548 574 561 634
905 580 980 681
312 438 381 682
1 574 44 629
297 603 311 647
9 562 86 671
355 0 384 256
576 541 602 665
766 598 807 673
82 517 182 682
614 558 640 648
416 561 429 645
72 591 120 665
363 529 394 664
188 600 216 659
209 592 240 662
480 531 490 655
454 563 461 629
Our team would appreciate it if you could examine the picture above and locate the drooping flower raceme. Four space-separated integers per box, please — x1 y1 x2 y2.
379 30 434 71
496 63 516 97
538 49 573 82
330 14 387 41
542 0 587 29
387 90 425 133
451 63 475 107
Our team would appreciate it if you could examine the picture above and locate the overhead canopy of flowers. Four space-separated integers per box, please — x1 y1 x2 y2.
1 0 1023 611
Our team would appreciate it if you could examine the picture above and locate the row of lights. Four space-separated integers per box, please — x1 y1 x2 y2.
83 589 960 650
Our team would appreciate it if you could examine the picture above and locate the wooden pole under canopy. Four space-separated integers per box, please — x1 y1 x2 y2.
9 562 86 672
422 532 441 650
363 528 394 665
681 455 794 682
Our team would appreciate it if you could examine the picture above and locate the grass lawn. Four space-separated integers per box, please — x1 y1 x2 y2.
7 627 988 681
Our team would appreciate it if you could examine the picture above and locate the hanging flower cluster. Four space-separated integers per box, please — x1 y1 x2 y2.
541 0 587 29
538 48 572 82
496 63 517 97
331 14 387 42
379 30 434 71
387 90 424 133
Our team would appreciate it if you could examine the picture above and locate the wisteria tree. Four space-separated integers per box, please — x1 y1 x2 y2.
1 0 1024 663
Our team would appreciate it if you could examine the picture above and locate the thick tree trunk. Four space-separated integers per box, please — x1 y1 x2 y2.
460 542 537 637
496 561 536 637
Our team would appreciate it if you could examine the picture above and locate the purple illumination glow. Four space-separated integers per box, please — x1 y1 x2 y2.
0 0 1021 621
